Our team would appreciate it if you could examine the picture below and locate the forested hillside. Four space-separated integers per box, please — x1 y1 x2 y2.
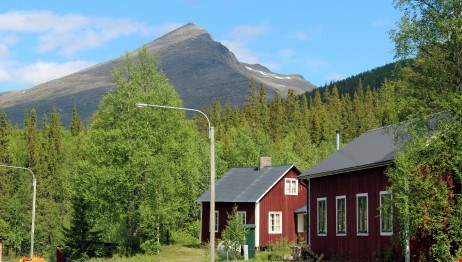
0 49 402 259
306 59 412 100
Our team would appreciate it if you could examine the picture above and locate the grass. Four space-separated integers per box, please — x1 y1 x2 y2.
2 246 271 262
89 245 209 262
87 245 273 262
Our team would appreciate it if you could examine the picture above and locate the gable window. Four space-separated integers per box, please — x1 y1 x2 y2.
268 212 282 234
336 195 346 235
380 191 393 236
214 211 219 232
285 178 298 195
317 198 327 235
356 193 368 235
237 211 247 225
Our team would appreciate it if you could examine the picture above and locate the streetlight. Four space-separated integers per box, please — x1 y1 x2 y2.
0 164 36 260
135 103 216 261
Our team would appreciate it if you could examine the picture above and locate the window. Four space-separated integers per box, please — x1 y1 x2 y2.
336 195 346 235
297 213 307 233
285 178 298 195
269 212 282 234
317 198 327 235
380 191 393 236
356 193 368 235
214 211 219 232
237 211 246 225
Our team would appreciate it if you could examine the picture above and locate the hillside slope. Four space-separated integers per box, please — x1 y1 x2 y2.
0 23 315 126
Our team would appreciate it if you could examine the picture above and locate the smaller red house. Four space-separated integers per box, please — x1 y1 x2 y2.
197 157 307 248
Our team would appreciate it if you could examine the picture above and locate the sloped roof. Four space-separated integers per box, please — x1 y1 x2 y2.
299 125 406 179
294 205 307 214
198 164 298 203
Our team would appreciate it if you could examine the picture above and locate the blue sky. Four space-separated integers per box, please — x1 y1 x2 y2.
0 0 402 92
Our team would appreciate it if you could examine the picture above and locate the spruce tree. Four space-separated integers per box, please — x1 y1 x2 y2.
62 195 102 261
0 112 11 164
258 83 270 132
70 105 82 136
269 92 284 142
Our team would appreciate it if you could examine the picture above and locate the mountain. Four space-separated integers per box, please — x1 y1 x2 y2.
0 23 316 126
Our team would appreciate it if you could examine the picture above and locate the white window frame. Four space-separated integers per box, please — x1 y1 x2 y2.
335 195 347 236
284 178 298 195
317 197 327 236
237 211 247 225
268 212 282 234
356 193 368 236
380 191 393 236
214 210 219 232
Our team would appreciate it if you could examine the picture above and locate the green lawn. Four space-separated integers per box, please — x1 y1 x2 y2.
2 246 271 262
89 246 208 262
87 245 272 262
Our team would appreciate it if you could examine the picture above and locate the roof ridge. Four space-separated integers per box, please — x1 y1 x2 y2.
230 164 294 169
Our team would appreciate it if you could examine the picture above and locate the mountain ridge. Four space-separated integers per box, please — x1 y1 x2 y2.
0 23 316 126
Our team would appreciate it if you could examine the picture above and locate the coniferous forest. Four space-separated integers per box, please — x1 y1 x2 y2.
1 0 462 260
0 47 402 259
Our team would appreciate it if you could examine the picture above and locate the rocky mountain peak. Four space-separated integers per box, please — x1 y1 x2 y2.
145 22 210 48
0 23 316 126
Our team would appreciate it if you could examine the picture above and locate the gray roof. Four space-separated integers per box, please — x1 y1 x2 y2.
198 164 297 203
299 125 406 179
294 205 307 214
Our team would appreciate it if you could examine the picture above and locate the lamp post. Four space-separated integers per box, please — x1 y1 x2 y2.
135 103 216 261
0 164 36 260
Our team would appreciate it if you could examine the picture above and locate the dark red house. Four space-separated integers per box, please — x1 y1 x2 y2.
298 126 404 261
198 157 307 248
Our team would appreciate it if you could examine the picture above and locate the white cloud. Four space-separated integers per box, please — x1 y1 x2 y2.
0 43 9 58
0 10 152 57
229 24 269 40
221 23 270 65
0 10 54 32
2 60 96 86
221 40 259 64
0 34 18 45
0 68 11 81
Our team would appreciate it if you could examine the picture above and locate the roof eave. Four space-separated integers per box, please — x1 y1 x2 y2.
298 160 393 180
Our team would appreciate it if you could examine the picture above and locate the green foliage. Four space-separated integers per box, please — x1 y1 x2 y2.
170 220 201 247
70 105 82 136
309 60 408 100
266 237 293 261
62 195 103 261
202 78 396 177
77 47 204 255
0 43 405 260
220 205 248 260
139 239 159 255
386 0 462 260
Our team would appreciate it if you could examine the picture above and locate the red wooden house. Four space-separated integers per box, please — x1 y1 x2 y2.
197 157 307 248
298 126 404 261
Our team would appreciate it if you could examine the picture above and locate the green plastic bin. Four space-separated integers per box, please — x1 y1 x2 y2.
242 224 256 259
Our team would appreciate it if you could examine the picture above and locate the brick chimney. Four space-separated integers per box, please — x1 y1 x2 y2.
258 157 272 170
